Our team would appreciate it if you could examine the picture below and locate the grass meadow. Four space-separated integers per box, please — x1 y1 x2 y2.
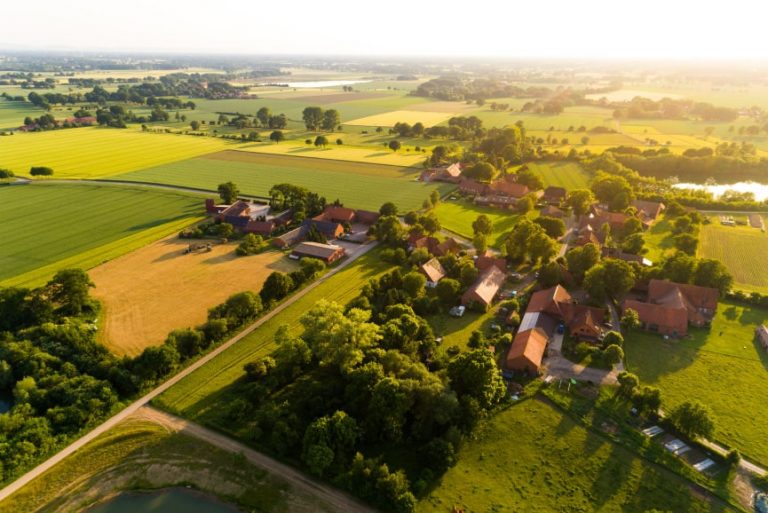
625 300 768 465
0 127 237 178
0 100 43 130
417 398 736 513
699 222 768 294
433 199 537 247
155 249 392 419
0 183 202 286
117 150 450 211
524 161 591 190
0 417 326 513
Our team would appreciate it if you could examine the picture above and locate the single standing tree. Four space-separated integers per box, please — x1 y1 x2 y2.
669 401 715 439
257 107 271 127
218 182 239 204
388 140 402 152
302 106 324 131
321 109 340 131
190 120 200 130
270 130 285 143
621 308 641 332
314 135 329 147
472 215 493 236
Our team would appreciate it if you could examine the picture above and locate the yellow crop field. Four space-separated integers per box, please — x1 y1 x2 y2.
0 127 238 178
236 142 425 166
345 110 453 127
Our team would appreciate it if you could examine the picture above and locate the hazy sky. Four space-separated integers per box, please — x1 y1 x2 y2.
3 0 768 59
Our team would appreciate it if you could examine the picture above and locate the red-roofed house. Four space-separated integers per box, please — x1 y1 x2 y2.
418 257 446 286
506 328 549 374
461 266 506 307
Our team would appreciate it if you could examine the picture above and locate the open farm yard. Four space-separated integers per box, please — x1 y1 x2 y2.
236 141 425 167
116 150 450 211
0 183 202 286
90 235 296 356
625 300 768 465
0 127 237 178
524 161 591 190
433 199 536 247
699 221 768 294
155 249 392 421
0 414 334 513
417 398 736 513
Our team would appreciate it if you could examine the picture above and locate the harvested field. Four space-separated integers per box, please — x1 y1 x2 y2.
345 110 453 127
406 101 480 113
90 235 296 356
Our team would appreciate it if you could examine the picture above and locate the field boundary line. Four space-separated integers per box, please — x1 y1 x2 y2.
227 146 423 169
0 241 377 503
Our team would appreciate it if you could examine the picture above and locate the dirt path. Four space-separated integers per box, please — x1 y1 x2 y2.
135 407 378 513
0 241 377 503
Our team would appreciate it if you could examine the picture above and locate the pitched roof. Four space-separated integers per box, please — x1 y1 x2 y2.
219 200 250 218
506 328 549 371
444 162 462 178
459 178 489 195
648 279 719 311
632 200 665 221
541 205 565 218
320 205 356 223
355 209 380 225
293 241 344 259
419 257 446 283
489 180 530 198
435 237 460 256
462 266 506 306
476 253 507 272
623 298 688 334
526 285 573 316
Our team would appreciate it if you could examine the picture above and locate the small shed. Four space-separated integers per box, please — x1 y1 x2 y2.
291 242 346 264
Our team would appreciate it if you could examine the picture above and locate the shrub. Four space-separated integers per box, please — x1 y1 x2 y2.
30 166 54 176
0 169 14 178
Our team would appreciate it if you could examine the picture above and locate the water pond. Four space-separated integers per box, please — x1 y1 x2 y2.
84 488 242 513
673 181 768 202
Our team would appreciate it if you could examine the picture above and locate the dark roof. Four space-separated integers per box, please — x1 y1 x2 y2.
355 210 380 225
544 186 567 198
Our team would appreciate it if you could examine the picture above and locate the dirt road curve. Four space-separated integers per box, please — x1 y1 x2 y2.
0 241 377 504
137 407 377 512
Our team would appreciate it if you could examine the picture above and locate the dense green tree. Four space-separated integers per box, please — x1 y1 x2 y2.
616 371 640 397
302 106 324 130
672 233 698 255
622 233 646 255
669 401 715 439
388 140 402 152
515 166 544 190
46 269 95 316
447 349 506 409
583 259 635 303
314 135 329 147
591 172 634 211
472 215 493 236
472 233 487 254
693 258 733 294
321 109 341 131
620 308 641 332
603 344 624 364
260 272 295 304
565 189 595 217
464 161 497 182
217 181 239 204
379 202 398 217
402 272 427 299
534 216 566 239
257 107 271 127
565 243 600 283
435 278 461 305
269 130 285 143
372 215 404 246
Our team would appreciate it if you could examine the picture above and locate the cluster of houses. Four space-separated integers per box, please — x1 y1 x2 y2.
18 115 97 132
205 199 380 264
574 200 665 249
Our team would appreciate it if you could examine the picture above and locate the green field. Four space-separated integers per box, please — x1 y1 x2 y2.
643 218 675 263
0 127 237 178
625 300 768 465
0 418 326 513
155 249 392 418
0 100 42 130
0 183 202 286
524 161 591 190
116 150 450 211
433 199 537 247
417 398 735 513
700 222 768 294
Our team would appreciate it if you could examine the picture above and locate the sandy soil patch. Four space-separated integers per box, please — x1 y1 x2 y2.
90 235 296 356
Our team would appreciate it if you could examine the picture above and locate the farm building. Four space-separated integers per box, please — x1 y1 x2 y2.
418 257 446 287
543 186 567 205
205 199 291 236
540 205 566 218
461 265 506 307
756 325 768 351
506 328 549 374
622 279 719 337
408 234 461 257
632 200 665 227
475 251 507 272
521 285 606 341
291 242 346 263
602 247 652 266
420 163 462 183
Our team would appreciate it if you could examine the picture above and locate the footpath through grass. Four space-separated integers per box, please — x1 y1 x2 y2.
0 127 236 178
625 300 768 465
0 183 202 285
155 249 392 419
417 398 737 513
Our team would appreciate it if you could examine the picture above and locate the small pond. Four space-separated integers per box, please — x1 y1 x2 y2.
673 181 768 202
84 488 242 513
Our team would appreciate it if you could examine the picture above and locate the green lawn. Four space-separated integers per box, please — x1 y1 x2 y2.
524 161 591 190
0 183 202 286
0 99 43 131
116 150 450 212
643 218 675 263
434 199 537 247
417 398 736 513
699 222 768 294
0 126 238 178
625 300 768 465
155 249 393 419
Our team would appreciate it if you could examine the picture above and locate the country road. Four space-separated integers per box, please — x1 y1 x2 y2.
0 240 377 504
137 407 377 512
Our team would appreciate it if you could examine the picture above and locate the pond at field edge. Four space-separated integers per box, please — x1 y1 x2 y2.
84 488 243 513
673 181 768 202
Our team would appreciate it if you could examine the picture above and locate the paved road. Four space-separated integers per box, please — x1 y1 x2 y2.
0 241 377 503
137 407 377 513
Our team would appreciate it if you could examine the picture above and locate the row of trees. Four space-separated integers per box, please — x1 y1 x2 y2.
302 107 340 131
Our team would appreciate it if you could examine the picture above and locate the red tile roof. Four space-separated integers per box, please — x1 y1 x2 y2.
419 257 446 283
461 266 506 306
506 328 548 373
